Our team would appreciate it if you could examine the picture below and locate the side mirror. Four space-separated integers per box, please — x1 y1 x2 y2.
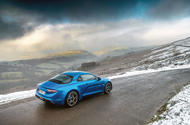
96 77 101 81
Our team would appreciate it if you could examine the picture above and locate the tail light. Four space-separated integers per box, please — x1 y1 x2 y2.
47 89 57 93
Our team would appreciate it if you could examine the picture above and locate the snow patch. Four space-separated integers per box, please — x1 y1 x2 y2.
151 46 173 55
148 84 190 125
139 38 190 70
108 64 190 80
0 89 35 105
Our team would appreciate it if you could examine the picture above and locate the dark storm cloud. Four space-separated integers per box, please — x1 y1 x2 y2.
149 0 190 19
0 15 36 40
0 0 151 40
0 17 23 40
0 0 151 22
4 0 189 21
0 0 190 40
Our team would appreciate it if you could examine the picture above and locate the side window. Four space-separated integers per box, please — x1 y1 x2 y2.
77 76 82 81
78 74 96 81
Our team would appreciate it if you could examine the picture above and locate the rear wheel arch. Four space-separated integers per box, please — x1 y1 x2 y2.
66 89 80 100
108 81 112 84
67 89 80 97
105 81 112 86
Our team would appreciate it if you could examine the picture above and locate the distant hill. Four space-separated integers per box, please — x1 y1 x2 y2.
46 50 95 58
5 50 96 66
94 47 127 56
94 46 154 58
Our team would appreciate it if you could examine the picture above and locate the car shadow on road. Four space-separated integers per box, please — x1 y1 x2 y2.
39 92 110 110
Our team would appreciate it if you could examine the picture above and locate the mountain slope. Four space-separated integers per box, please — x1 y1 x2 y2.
135 37 190 70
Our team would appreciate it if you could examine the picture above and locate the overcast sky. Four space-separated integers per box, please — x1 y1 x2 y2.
0 0 190 60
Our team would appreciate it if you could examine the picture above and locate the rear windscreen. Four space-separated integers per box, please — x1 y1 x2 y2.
49 74 73 84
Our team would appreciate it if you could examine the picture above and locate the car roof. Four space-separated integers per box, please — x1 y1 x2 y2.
62 71 90 76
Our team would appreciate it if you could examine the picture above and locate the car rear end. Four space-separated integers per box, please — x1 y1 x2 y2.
36 83 66 105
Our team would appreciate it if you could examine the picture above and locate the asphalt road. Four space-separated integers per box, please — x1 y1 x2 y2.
1 68 190 125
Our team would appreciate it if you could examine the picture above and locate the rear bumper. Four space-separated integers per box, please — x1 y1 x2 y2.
35 91 65 105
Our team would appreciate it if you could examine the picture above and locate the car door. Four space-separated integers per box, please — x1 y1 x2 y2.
79 74 103 96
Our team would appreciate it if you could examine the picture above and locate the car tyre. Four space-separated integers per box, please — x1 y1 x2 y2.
104 82 112 94
65 90 79 107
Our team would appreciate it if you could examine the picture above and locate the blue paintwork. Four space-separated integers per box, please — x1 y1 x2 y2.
36 71 112 105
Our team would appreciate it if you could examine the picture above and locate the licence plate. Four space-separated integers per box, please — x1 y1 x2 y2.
39 90 45 95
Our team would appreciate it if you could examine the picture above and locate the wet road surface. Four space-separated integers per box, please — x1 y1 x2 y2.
0 68 190 125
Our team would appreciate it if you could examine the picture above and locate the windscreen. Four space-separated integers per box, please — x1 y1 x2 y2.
49 74 73 84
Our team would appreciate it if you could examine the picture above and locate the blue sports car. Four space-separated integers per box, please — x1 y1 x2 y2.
36 71 112 107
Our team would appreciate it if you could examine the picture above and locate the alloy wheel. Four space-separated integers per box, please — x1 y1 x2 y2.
66 91 78 107
105 83 112 94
